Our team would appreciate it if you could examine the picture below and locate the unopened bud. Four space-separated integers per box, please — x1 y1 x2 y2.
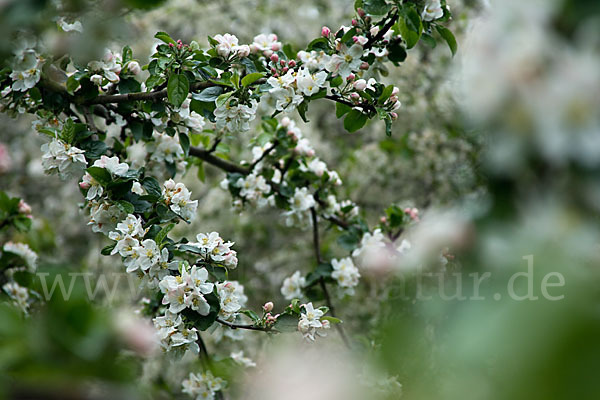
360 62 369 70
288 60 296 67
351 19 358 26
270 54 279 63
321 26 331 37
263 302 274 312
357 8 366 18
346 73 355 82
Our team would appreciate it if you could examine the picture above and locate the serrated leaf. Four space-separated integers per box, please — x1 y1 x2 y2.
101 243 116 256
61 118 76 144
142 176 162 197
167 73 189 108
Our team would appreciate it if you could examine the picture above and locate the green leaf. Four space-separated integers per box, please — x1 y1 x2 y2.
274 313 299 333
192 86 223 102
216 92 232 108
436 25 457 56
154 31 176 45
321 316 342 324
155 223 175 244
167 73 189 107
61 118 76 144
116 200 135 214
142 177 162 197
122 45 133 64
101 243 116 256
343 109 368 132
297 101 309 123
398 7 423 49
360 0 390 16
378 85 394 104
306 37 330 52
240 309 260 323
178 132 190 156
241 72 264 87
86 166 112 186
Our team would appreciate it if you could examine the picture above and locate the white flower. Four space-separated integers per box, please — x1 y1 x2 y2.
289 187 315 212
230 350 256 367
422 0 444 21
159 265 214 315
251 33 281 53
304 158 327 177
162 179 198 221
214 98 258 133
153 311 199 354
131 181 144 195
126 142 148 168
235 173 271 204
93 155 129 176
41 138 87 179
217 281 247 321
110 234 139 257
87 201 126 234
326 44 364 79
266 69 296 90
10 68 41 91
281 270 306 300
269 87 304 112
295 68 327 97
331 257 361 291
115 214 145 237
3 282 30 313
57 17 83 33
298 302 329 341
297 50 331 71
213 33 243 58
176 99 206 134
182 371 225 400
80 172 103 200
126 61 141 75
130 239 160 272
90 74 103 86
150 132 184 164
2 242 37 272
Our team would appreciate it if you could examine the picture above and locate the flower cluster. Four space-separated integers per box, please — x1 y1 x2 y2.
2 282 30 313
88 49 123 86
182 371 225 400
267 67 327 112
331 257 361 294
153 311 200 354
9 44 42 92
216 280 247 322
352 228 412 271
214 97 258 133
162 179 199 221
2 241 38 272
159 265 214 314
41 138 87 180
186 232 238 269
281 270 306 300
213 33 250 59
298 302 330 341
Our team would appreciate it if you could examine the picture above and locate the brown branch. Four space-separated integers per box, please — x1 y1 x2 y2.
189 146 250 174
364 10 399 50
310 208 351 348
216 317 272 332
81 81 217 105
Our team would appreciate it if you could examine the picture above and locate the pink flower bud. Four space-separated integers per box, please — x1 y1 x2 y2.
79 181 90 190
390 112 398 120
380 216 387 223
346 73 355 81
288 60 296 67
280 59 286 66
271 42 281 51
168 43 174 47
270 54 279 63
350 92 360 101
357 8 366 18
271 67 277 75
360 62 369 70
321 26 331 37
282 66 289 73
391 86 400 96
306 149 315 157
263 302 274 312
18 200 32 215
281 116 291 127
264 49 273 57
353 79 367 91
352 19 358 26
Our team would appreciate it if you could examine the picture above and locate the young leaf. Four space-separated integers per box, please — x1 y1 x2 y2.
397 7 423 49
241 72 264 87
343 109 368 132
86 166 112 186
436 25 458 56
154 31 176 45
155 223 175 244
192 86 224 102
167 73 189 108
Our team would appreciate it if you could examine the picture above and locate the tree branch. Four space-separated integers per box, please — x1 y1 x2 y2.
216 317 272 332
189 146 250 174
310 207 351 348
364 10 399 50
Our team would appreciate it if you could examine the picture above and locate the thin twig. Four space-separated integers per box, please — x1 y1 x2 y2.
249 140 279 171
216 317 272 332
310 208 351 348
